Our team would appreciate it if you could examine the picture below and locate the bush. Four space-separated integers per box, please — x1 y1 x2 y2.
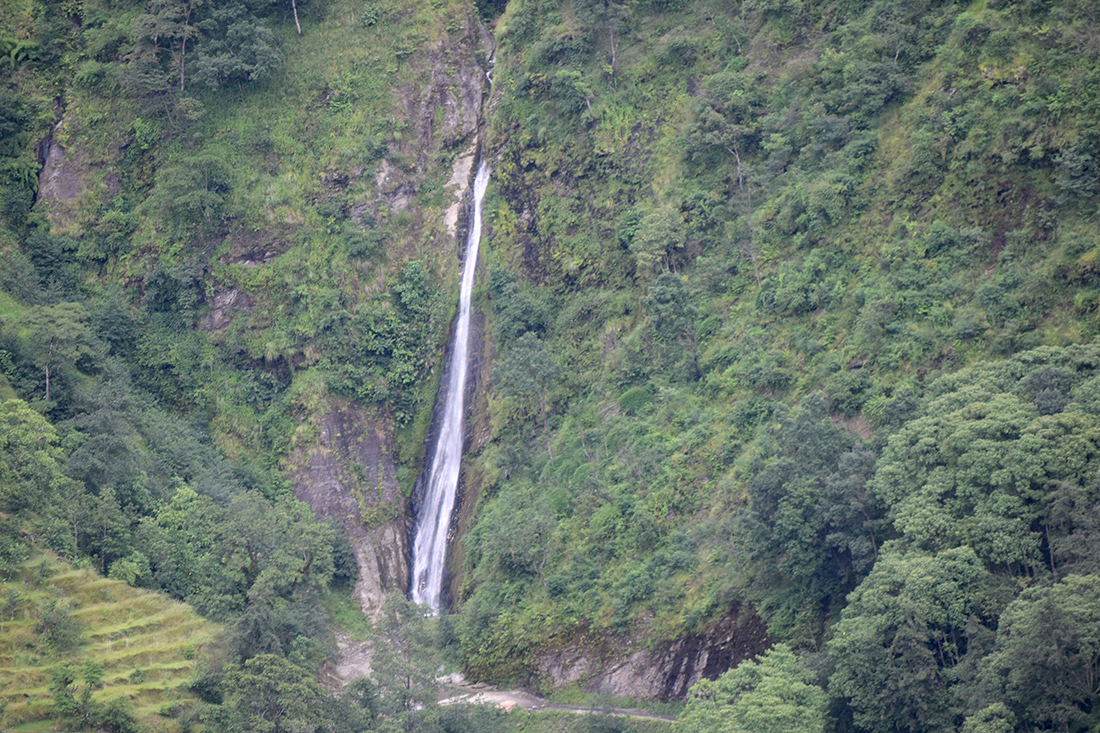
618 387 651 415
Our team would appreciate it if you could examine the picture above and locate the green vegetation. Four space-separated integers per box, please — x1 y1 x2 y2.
458 0 1100 728
505 711 673 732
0 552 219 732
5 0 1100 728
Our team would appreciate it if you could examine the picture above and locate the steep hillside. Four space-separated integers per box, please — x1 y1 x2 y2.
0 551 219 732
458 0 1100 720
1 0 493 613
4 0 1100 729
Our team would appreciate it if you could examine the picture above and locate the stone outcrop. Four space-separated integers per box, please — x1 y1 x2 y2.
36 115 120 235
536 607 770 700
265 15 494 619
289 400 408 618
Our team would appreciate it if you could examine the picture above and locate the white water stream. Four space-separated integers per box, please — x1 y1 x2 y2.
410 160 490 610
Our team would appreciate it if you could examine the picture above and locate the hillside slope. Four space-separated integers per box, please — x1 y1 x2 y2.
457 0 1100 721
0 552 220 732
4 0 1100 728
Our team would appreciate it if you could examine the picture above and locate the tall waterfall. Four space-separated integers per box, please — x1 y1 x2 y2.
410 160 490 610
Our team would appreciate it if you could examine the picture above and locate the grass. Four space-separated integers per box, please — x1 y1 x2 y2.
502 709 674 733
320 588 374 642
0 552 221 732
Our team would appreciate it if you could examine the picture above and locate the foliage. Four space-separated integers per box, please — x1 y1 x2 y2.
192 3 280 89
8 0 1100 727
9 302 96 405
977 574 1100 731
0 398 78 514
370 593 443 727
227 654 327 733
828 546 1004 733
675 644 826 733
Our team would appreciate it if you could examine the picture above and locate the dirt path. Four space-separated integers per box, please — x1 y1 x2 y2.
438 676 676 722
335 646 676 723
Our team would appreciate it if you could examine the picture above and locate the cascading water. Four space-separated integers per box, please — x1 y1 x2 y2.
410 160 490 611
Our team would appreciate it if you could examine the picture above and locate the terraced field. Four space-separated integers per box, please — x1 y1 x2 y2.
0 553 220 732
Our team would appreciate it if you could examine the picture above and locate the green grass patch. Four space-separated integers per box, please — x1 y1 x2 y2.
320 588 374 642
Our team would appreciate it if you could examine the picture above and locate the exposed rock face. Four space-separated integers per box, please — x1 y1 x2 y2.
536 608 770 700
197 289 253 331
373 13 492 237
289 400 408 618
36 115 120 234
38 138 85 203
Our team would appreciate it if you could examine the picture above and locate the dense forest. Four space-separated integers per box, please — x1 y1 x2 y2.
3 0 1100 729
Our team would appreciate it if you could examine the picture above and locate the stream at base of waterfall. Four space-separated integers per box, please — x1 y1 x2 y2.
410 160 490 611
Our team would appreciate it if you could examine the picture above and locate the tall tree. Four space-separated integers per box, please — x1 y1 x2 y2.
977 574 1100 731
688 71 763 284
828 546 1004 733
0 399 78 514
227 654 326 733
371 593 441 731
192 3 280 90
14 302 94 404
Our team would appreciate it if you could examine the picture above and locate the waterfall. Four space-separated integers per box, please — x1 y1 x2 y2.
410 159 490 611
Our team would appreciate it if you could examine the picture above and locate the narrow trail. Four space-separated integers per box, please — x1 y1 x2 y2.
438 678 677 722
335 642 677 723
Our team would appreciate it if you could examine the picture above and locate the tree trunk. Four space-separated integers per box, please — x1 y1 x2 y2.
727 144 761 286
44 338 53 403
291 0 302 35
540 393 553 465
1045 522 1057 579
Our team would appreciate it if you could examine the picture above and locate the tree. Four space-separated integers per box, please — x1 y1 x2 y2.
740 394 864 636
155 151 232 234
1045 480 1100 578
0 399 74 513
23 231 79 296
49 660 104 728
688 71 762 285
676 645 827 733
871 384 1100 575
495 332 560 464
82 486 133 575
227 654 326 733
827 546 1003 733
575 0 634 80
65 401 144 506
128 0 205 92
192 3 280 90
0 90 35 234
641 272 701 378
139 484 227 606
629 204 684 275
371 593 441 731
961 703 1016 733
0 515 28 579
14 302 94 404
466 485 556 588
977 574 1100 731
